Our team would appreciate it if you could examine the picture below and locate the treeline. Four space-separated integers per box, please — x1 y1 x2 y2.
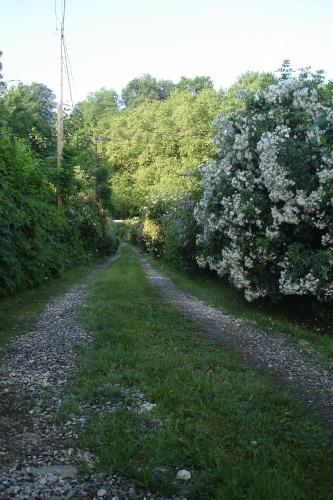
105 72 274 215
0 53 117 296
127 66 333 305
79 63 331 305
2 53 332 305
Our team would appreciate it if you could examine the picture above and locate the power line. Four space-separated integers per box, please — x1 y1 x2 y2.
63 36 74 108
54 0 58 31
56 0 65 208
63 37 75 87
62 0 66 28
63 36 75 107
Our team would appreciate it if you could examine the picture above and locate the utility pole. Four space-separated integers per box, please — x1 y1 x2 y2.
93 136 100 202
56 3 64 208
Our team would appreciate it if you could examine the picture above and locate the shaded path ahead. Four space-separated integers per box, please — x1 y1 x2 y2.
133 247 333 430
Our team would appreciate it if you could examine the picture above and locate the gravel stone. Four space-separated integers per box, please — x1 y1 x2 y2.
176 470 191 481
97 488 107 497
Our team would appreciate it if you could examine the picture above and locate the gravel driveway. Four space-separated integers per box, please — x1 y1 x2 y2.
1 245 332 498
133 247 333 431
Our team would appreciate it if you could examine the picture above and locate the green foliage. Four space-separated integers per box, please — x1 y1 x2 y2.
107 72 277 218
0 132 116 297
219 71 276 113
161 197 198 270
121 74 214 108
2 82 56 158
121 74 174 108
116 217 141 243
142 217 164 255
176 75 214 95
64 88 118 209
108 87 222 215
79 88 119 140
138 196 199 270
0 51 6 96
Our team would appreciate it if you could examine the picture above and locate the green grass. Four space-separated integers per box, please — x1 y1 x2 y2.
64 247 333 499
147 255 333 363
0 259 102 356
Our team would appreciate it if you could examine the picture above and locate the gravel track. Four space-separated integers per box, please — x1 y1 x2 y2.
1 245 332 498
0 251 159 499
133 247 333 430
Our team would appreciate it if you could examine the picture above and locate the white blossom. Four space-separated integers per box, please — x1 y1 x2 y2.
195 75 333 301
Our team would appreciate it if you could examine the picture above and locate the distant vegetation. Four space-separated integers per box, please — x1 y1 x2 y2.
1 53 332 310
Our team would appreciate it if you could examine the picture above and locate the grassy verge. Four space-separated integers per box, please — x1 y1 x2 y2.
64 247 333 499
0 259 103 356
147 255 333 363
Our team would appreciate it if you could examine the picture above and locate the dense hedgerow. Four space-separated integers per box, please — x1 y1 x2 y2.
195 70 333 301
0 135 116 296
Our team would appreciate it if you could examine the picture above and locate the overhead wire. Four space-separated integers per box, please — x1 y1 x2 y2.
62 0 66 28
63 36 74 108
54 0 58 31
55 0 75 109
63 37 76 100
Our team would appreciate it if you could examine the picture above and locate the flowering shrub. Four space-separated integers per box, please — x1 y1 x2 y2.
195 71 333 301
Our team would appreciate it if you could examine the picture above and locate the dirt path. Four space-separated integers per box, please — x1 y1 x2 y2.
133 247 333 430
0 250 155 499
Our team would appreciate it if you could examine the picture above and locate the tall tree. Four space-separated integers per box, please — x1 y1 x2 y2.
219 71 276 112
2 82 56 157
176 76 214 95
121 74 174 108
107 87 223 216
64 88 119 209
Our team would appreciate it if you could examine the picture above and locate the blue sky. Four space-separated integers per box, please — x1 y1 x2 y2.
1 0 332 104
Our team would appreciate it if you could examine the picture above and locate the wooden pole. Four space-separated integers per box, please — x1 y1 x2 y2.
56 16 64 208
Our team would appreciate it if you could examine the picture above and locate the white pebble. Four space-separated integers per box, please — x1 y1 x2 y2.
176 469 191 481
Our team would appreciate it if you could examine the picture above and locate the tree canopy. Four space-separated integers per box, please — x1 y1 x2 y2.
2 82 56 157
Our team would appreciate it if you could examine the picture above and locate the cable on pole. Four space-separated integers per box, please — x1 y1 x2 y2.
63 36 76 105
63 36 74 108
63 37 75 91
62 0 66 28
54 0 58 31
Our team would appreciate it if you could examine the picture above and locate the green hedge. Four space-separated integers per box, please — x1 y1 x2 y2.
0 135 117 296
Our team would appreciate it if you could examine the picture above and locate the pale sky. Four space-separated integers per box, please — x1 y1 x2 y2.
1 0 332 104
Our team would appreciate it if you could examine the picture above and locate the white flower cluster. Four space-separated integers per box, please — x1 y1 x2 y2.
195 76 333 301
